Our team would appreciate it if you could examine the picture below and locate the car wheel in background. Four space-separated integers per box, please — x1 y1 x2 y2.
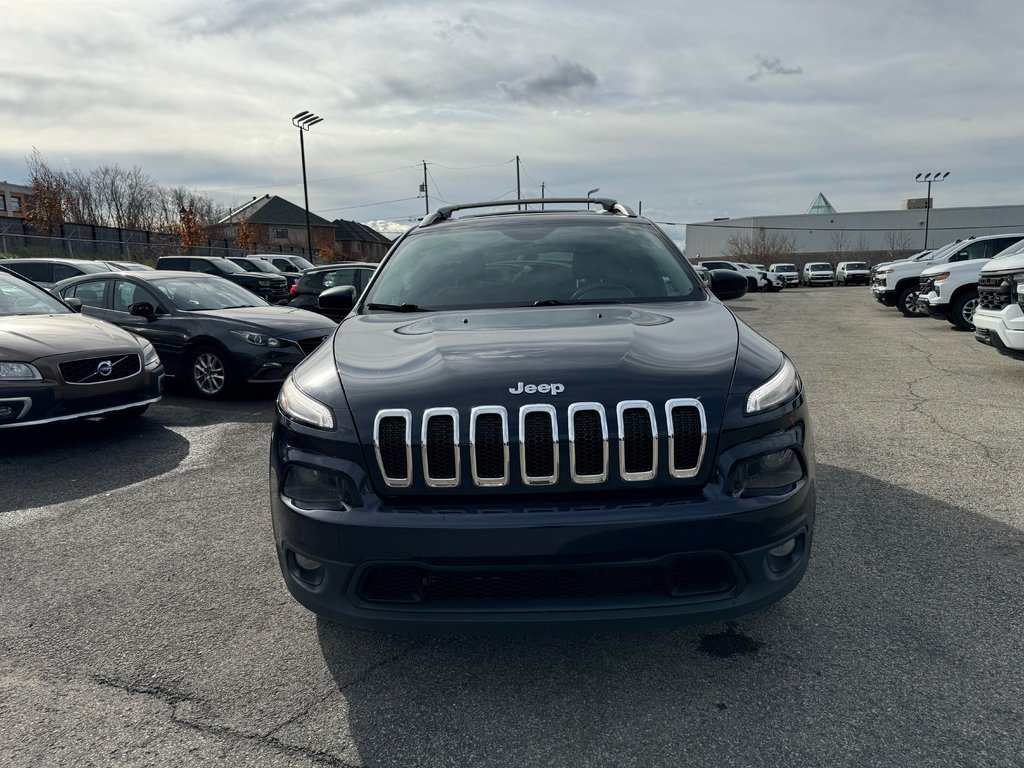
951 291 980 331
189 346 233 398
897 285 926 317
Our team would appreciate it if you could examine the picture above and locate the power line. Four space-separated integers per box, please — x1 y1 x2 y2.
204 164 421 193
427 159 516 171
319 195 422 213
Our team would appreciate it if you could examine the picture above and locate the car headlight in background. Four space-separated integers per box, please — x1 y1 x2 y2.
746 359 801 415
933 272 951 282
1014 273 1024 308
230 330 285 347
0 362 42 380
876 268 893 275
140 341 160 368
278 377 335 430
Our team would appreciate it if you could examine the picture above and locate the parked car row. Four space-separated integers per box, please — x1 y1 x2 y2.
696 260 784 292
869 233 1024 363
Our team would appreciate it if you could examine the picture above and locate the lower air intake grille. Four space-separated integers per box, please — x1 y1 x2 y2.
357 556 737 605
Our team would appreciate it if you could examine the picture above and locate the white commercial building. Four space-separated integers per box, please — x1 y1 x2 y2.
685 196 1024 266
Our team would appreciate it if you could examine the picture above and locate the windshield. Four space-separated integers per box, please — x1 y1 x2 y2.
773 265 797 273
289 257 315 270
210 258 246 274
808 264 832 271
0 274 71 315
845 263 868 270
150 276 269 311
248 260 283 273
364 219 703 310
992 240 1024 260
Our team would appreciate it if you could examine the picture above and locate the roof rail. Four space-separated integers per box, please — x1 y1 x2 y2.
418 197 635 227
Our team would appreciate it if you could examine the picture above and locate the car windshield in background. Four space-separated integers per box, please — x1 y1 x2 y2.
775 265 797 272
212 258 246 274
0 274 71 316
290 257 315 270
246 260 283 274
151 276 269 311
364 219 702 310
846 263 868 270
809 264 832 271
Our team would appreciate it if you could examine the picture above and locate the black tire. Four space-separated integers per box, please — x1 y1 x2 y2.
187 346 234 399
897 284 926 317
950 290 980 331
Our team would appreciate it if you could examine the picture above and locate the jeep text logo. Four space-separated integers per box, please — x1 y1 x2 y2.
509 381 564 395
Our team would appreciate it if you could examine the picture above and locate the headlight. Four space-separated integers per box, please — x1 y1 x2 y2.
746 358 801 414
876 268 894 275
278 377 334 430
727 448 804 496
933 272 950 282
140 341 160 368
230 330 285 347
0 362 42 380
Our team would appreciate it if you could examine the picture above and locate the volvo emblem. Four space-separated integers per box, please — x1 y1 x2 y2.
97 360 113 377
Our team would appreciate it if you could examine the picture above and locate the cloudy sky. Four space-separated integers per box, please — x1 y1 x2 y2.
4 0 1024 241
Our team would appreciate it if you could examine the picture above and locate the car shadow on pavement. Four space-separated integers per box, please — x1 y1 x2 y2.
311 463 1024 767
0 415 189 514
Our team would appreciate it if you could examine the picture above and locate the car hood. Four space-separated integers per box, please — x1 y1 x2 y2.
921 260 988 278
194 306 337 336
335 302 740 445
980 253 1024 275
0 313 141 362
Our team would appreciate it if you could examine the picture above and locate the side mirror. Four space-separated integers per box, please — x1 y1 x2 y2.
708 269 748 301
64 297 82 312
318 285 357 314
129 302 157 320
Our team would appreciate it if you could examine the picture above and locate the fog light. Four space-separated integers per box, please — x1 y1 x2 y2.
769 539 796 557
767 534 804 573
727 448 804 496
288 550 324 585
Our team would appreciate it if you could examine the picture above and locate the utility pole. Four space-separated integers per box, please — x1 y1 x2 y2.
516 155 522 210
292 110 324 259
915 171 950 250
422 161 429 215
541 182 545 211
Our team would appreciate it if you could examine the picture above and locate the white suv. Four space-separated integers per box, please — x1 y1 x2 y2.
768 263 800 287
802 262 834 286
973 250 1024 361
918 239 1024 331
697 260 768 292
870 234 1024 317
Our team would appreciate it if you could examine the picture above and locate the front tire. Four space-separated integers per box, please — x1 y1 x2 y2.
188 346 234 399
950 291 980 331
897 285 926 317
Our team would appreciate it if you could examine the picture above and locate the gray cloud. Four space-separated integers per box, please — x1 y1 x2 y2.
746 55 804 83
434 14 486 42
497 58 598 103
167 0 383 37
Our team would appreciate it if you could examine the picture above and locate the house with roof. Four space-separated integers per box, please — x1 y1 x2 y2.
210 194 336 256
333 218 392 262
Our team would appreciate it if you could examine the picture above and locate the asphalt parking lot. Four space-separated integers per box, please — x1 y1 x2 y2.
3 287 1023 767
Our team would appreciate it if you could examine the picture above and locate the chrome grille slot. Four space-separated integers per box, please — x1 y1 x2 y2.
568 403 608 483
470 406 509 487
665 399 706 478
374 409 412 487
422 408 459 488
617 401 657 481
519 405 558 485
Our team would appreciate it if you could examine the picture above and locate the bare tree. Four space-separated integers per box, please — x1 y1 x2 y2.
24 148 66 235
829 229 850 261
723 229 797 263
853 235 871 261
884 230 914 259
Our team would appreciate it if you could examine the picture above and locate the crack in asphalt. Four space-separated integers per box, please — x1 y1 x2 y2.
91 674 360 767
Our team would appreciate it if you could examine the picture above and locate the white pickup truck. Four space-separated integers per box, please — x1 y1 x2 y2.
973 249 1024 361
918 239 1024 331
871 234 1024 317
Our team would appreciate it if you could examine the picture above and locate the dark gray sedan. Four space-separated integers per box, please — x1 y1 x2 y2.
53 271 337 398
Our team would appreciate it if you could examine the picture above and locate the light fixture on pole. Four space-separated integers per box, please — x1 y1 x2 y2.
914 171 950 251
586 187 600 210
293 110 324 259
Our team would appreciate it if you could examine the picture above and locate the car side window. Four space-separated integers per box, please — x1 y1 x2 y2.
7 262 51 282
68 279 109 309
273 259 291 271
111 280 164 314
189 259 219 275
323 269 357 289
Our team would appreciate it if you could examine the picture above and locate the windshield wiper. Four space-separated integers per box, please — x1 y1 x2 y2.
533 298 624 306
365 302 427 312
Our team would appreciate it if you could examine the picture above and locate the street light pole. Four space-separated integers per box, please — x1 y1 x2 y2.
293 111 324 259
915 171 950 251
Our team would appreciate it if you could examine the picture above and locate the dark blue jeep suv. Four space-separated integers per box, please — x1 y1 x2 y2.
270 198 815 632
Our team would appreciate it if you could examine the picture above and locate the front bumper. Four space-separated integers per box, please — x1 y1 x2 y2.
235 334 330 384
871 284 896 305
270 414 816 633
919 292 948 320
840 274 869 285
0 365 164 429
973 306 1024 360
805 276 834 285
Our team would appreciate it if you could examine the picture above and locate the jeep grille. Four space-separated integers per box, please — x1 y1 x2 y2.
372 400 706 489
